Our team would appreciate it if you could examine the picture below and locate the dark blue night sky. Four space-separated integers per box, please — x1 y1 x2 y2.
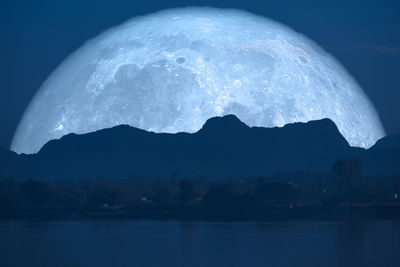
0 0 399 149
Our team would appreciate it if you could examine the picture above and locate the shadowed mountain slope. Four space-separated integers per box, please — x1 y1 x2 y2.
0 115 398 181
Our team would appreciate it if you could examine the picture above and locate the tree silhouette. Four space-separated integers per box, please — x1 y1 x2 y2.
179 179 196 205
154 186 173 206
20 179 51 206
332 157 364 204
333 157 364 187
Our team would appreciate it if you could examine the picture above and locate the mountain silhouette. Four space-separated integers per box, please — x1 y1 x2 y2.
0 115 399 181
362 132 400 175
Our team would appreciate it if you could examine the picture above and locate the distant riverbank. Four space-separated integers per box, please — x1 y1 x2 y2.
1 172 399 221
2 204 400 221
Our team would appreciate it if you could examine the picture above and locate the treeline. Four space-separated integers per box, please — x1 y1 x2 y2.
0 157 399 220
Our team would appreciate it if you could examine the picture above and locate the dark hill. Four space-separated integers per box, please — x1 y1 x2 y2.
373 132 400 148
0 115 398 181
363 133 400 175
0 147 20 178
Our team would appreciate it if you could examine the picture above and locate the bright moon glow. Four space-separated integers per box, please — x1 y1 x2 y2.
12 7 385 154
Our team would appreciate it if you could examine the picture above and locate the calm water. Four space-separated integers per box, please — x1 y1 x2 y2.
1 220 399 267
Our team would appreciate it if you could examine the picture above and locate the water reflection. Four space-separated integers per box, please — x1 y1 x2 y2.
0 221 399 267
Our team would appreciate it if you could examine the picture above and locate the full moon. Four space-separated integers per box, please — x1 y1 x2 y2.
12 7 385 154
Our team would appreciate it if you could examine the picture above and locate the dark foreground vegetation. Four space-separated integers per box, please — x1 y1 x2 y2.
1 157 399 221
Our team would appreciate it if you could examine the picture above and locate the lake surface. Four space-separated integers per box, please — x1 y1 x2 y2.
1 220 399 267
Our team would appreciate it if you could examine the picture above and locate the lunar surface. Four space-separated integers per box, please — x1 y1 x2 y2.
12 7 385 154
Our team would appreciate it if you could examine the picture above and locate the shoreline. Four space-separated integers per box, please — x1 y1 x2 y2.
2 204 399 221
